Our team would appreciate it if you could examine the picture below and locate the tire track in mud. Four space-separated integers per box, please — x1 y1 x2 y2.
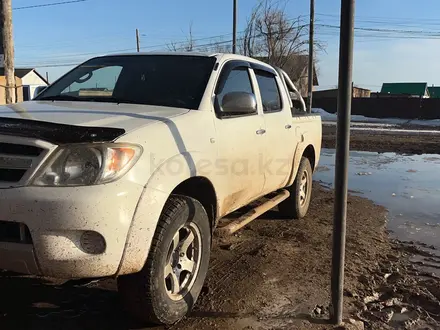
172 235 267 329
400 241 440 278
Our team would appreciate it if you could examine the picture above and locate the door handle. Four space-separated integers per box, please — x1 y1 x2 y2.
285 124 292 129
256 129 266 135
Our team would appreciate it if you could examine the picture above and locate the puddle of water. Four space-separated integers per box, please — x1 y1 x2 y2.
315 149 440 249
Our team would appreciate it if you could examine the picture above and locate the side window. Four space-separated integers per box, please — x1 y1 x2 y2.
217 67 254 106
255 70 282 112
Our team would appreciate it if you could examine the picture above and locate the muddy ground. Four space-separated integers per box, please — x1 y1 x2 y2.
322 125 440 154
1 184 439 330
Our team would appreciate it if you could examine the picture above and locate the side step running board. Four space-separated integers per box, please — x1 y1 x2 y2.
217 189 290 236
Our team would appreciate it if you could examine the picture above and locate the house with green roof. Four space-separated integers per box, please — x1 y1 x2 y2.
381 82 429 98
428 86 440 99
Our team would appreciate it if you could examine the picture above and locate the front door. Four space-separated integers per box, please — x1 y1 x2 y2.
213 63 266 215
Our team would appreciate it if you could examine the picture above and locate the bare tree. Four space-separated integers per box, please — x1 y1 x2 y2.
204 38 232 53
168 30 232 54
167 0 325 68
183 22 195 52
240 0 326 95
243 1 309 66
242 0 324 66
241 2 263 57
167 41 179 52
167 22 195 52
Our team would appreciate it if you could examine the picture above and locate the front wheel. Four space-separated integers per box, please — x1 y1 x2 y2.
118 195 211 325
278 157 313 219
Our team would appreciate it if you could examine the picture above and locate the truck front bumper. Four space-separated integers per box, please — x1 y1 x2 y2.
0 182 144 278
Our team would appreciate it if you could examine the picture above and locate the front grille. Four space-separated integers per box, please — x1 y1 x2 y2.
0 143 43 156
0 142 45 186
0 221 32 244
0 169 27 182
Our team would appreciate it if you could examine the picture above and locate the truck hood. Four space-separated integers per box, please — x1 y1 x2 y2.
0 101 190 131
0 101 190 144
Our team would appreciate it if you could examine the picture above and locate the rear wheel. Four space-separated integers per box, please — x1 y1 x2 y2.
278 157 313 219
118 195 211 325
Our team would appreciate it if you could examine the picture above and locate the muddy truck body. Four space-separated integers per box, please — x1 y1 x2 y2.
0 53 321 324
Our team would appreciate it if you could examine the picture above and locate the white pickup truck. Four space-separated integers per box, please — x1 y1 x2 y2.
0 53 321 324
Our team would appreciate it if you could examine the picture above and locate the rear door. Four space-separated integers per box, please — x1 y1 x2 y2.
253 67 297 194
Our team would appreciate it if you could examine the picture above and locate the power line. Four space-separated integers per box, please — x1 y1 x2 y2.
17 17 307 53
15 33 200 51
13 0 87 11
17 39 236 67
18 31 246 64
18 21 440 68
316 12 440 23
19 62 79 68
19 22 315 65
17 41 233 67
317 29 440 38
15 17 305 64
318 23 440 35
14 13 440 52
15 30 268 67
316 13 440 31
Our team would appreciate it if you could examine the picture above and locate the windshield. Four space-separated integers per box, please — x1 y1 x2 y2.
36 55 216 109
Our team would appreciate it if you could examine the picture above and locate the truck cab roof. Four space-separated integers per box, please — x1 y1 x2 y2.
101 52 277 71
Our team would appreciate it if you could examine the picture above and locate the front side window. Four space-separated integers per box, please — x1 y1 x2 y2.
255 70 282 112
217 67 254 105
36 55 216 109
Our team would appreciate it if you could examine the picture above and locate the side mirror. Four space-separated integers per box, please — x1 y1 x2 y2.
34 86 47 97
219 92 257 115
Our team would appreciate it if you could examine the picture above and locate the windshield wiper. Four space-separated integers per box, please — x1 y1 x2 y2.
96 97 142 105
38 95 82 101
39 95 144 105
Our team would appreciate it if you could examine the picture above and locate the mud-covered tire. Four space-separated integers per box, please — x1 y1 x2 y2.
117 195 211 325
278 157 313 219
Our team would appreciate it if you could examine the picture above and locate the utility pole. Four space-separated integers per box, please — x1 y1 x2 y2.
306 0 315 113
232 0 237 54
330 0 356 325
136 29 140 52
1 0 15 104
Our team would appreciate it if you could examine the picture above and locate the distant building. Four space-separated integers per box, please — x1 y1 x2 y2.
14 68 48 101
428 86 440 99
380 82 429 98
313 86 371 99
0 68 48 104
255 55 319 97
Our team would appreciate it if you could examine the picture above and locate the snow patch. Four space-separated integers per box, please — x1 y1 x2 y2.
312 108 440 127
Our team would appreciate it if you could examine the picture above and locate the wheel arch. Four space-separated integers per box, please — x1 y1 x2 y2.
117 171 218 276
171 176 218 231
286 143 317 187
302 144 316 172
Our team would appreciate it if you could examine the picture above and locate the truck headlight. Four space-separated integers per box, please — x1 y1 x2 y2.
32 144 142 186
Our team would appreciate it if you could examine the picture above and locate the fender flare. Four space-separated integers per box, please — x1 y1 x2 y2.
286 138 317 187
116 152 217 275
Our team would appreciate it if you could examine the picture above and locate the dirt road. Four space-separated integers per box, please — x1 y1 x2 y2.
1 184 438 329
322 125 440 154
